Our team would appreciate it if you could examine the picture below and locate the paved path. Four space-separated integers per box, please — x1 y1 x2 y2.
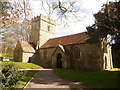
24 69 93 90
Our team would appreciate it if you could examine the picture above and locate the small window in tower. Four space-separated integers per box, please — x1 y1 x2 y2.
48 26 50 31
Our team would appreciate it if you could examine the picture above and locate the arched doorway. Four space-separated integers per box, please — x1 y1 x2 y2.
56 53 62 68
28 57 31 63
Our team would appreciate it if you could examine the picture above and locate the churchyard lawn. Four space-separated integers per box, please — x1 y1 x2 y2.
1 61 43 69
54 69 120 88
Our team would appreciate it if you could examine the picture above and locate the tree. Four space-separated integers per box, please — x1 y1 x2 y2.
11 0 32 42
0 0 13 56
87 1 120 45
1 0 32 57
40 0 82 27
1 62 24 88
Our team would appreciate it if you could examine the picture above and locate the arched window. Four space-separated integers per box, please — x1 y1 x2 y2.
73 46 80 59
44 49 47 59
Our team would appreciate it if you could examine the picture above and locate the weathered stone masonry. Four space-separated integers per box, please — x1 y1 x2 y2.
14 15 113 71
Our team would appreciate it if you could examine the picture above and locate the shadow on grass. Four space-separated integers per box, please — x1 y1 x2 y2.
15 70 38 89
54 69 120 89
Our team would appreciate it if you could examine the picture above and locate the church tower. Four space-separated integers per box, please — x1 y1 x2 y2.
29 15 56 48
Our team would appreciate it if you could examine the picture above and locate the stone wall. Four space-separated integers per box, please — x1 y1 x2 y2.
14 43 23 62
52 47 70 69
39 30 55 47
36 43 104 70
14 47 34 62
32 38 112 70
64 43 103 70
38 47 71 69
29 18 40 46
14 41 35 62
31 50 40 64
22 52 34 62
39 15 56 47
38 48 56 68
29 15 56 48
112 44 120 68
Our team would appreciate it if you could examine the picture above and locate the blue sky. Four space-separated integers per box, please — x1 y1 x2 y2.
30 0 114 37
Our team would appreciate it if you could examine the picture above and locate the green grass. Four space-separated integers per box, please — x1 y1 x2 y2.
12 70 38 89
4 56 13 61
1 61 43 69
4 56 13 59
54 69 120 88
113 68 120 70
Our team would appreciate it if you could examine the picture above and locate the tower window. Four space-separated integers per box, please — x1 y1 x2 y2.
48 26 50 31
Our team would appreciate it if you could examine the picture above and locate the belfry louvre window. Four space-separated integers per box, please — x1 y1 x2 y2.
48 26 50 31
74 47 80 59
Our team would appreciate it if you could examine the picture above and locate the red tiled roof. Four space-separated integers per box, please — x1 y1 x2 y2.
40 32 89 49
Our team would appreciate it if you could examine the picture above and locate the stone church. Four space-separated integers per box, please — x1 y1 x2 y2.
14 14 113 70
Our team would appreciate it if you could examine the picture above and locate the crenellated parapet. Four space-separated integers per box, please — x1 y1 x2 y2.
32 14 56 25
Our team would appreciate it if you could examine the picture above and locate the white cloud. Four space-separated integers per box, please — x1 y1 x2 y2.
30 0 41 17
56 14 94 37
